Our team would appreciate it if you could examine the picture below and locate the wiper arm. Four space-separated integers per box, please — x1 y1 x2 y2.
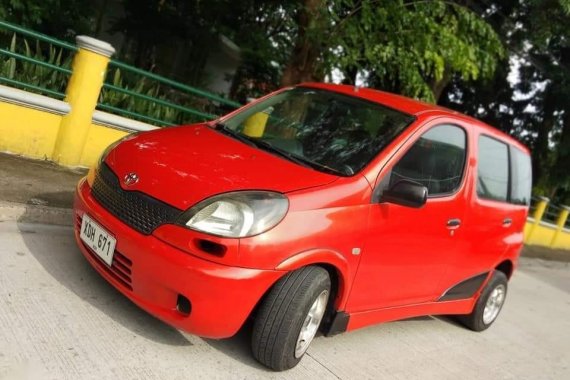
253 139 314 169
254 140 342 175
215 123 310 168
214 123 342 175
213 122 257 148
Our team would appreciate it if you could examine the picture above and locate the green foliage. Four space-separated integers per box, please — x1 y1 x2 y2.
113 0 299 101
219 1 300 101
327 0 505 103
0 0 95 38
99 68 218 126
0 34 71 96
0 33 219 126
439 0 570 202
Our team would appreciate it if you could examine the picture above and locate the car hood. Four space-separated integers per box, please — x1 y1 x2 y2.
105 124 338 210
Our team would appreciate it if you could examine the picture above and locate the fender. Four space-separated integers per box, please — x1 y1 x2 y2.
275 248 352 310
495 244 520 279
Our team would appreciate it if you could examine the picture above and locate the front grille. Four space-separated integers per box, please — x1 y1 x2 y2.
76 215 134 290
81 240 134 290
91 163 182 234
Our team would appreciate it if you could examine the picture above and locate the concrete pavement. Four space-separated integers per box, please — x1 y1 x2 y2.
0 153 84 209
0 221 569 379
0 153 84 226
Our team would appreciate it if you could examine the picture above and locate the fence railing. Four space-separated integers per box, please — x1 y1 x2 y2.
526 196 570 249
0 20 75 99
529 196 569 228
0 20 241 127
543 204 561 225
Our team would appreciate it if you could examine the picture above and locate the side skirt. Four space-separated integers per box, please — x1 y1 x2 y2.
331 272 491 334
346 297 476 332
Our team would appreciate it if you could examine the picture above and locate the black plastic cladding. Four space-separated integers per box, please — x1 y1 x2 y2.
91 163 182 234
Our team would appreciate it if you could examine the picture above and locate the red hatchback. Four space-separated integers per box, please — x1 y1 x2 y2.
74 83 531 370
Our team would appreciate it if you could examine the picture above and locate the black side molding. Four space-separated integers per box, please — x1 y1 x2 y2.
325 311 350 336
438 272 489 301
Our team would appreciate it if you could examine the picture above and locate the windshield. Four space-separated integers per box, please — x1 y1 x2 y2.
220 87 415 176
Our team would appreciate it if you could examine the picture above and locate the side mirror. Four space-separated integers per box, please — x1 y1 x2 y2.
380 180 428 208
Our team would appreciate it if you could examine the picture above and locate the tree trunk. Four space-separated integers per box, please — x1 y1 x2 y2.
431 68 452 103
281 0 325 86
533 115 555 187
550 110 570 194
95 0 110 37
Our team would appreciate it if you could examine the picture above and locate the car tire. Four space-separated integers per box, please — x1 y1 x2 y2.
252 266 331 371
458 270 508 332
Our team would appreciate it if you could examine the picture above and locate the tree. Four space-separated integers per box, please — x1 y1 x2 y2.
280 0 326 86
0 0 95 39
440 0 570 202
280 0 505 103
219 1 300 101
112 0 223 78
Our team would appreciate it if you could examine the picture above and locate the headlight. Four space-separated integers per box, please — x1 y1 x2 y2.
179 191 289 238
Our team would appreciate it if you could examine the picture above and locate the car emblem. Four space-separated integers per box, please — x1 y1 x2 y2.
123 172 139 186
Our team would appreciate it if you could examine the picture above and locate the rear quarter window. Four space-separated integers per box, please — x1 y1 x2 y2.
510 146 532 206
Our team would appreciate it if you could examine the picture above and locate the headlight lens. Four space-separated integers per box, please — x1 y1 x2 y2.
179 191 289 238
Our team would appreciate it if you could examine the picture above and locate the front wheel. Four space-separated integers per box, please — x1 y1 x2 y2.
457 270 508 332
252 266 331 371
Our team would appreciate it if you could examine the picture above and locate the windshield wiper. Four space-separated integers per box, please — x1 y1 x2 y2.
252 139 314 169
214 122 342 175
213 122 258 148
253 139 343 175
214 122 310 168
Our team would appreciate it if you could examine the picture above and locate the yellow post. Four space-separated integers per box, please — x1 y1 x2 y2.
550 205 570 248
52 36 115 166
525 196 549 243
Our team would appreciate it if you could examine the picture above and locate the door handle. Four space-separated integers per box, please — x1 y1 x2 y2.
447 218 461 229
503 218 512 227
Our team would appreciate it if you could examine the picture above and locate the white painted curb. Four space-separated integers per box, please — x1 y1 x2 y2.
0 84 70 115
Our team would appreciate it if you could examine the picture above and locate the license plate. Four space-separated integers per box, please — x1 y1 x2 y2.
80 214 116 266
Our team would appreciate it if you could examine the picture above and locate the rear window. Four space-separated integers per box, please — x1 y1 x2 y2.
510 146 532 205
477 136 509 202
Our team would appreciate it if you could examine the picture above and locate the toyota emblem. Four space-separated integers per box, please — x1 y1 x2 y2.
123 172 139 186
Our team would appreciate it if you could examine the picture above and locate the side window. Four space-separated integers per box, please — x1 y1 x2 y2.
477 136 509 202
389 124 467 196
510 146 532 205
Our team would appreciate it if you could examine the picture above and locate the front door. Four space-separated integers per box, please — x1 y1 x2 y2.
347 123 471 312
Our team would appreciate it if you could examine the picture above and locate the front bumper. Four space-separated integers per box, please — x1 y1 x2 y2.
73 178 284 338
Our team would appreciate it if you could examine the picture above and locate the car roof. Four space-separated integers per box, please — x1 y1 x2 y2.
299 82 530 154
300 82 451 116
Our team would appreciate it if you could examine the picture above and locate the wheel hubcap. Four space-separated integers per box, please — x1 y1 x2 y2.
295 290 329 358
483 284 506 325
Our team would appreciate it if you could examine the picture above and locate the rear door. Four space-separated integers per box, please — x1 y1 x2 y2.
443 133 530 287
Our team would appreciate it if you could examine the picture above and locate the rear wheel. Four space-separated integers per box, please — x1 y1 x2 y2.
252 266 331 371
458 270 508 332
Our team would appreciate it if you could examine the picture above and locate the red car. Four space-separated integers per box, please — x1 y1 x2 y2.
74 83 531 371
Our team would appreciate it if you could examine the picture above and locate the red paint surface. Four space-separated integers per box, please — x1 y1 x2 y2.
74 83 529 338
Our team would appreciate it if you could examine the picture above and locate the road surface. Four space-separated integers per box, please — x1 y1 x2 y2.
0 221 569 379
